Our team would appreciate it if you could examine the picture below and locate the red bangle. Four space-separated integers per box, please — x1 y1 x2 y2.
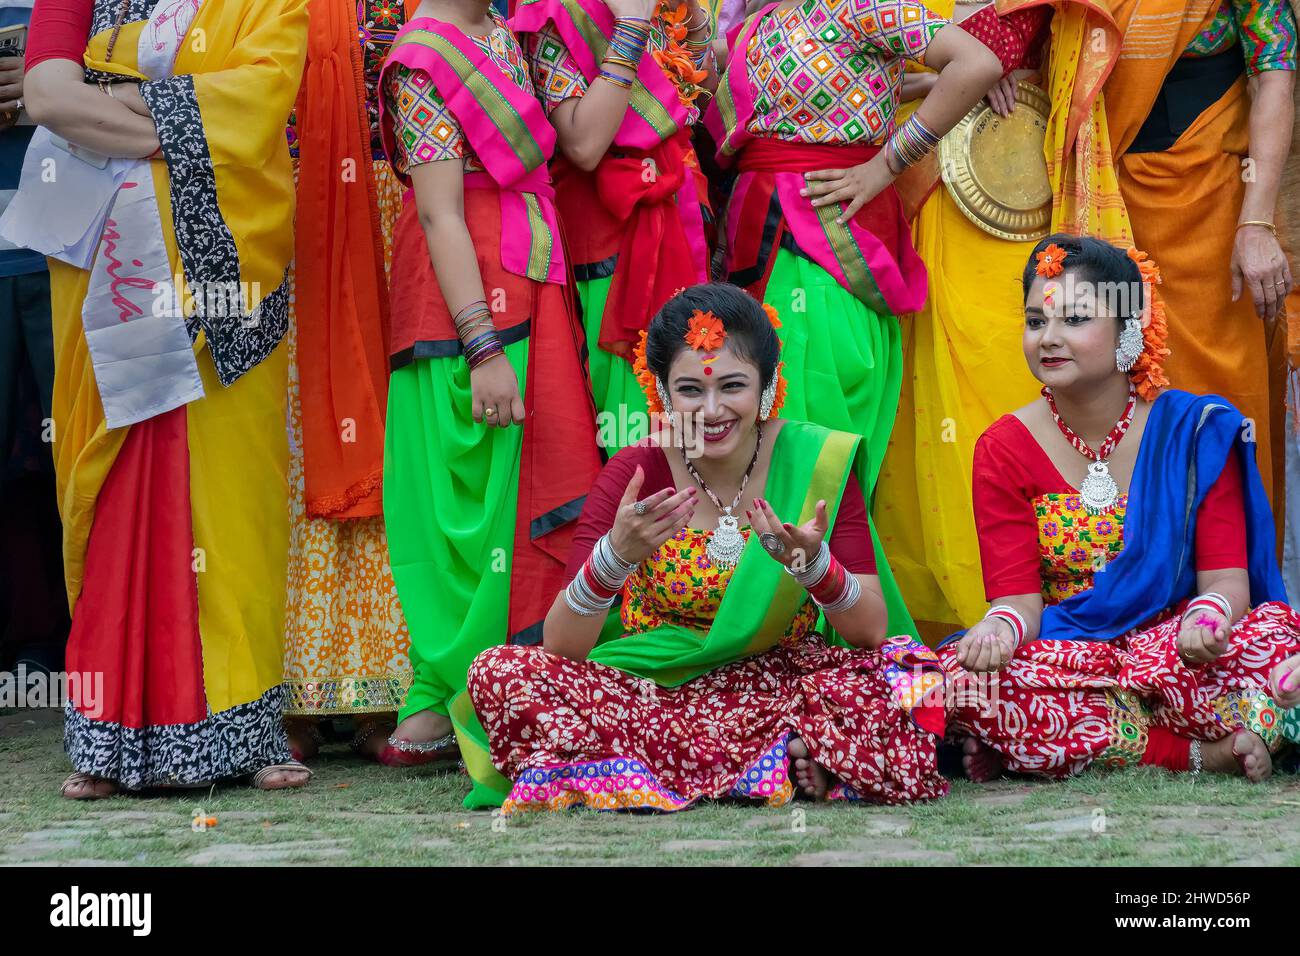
807 554 847 605
581 559 619 601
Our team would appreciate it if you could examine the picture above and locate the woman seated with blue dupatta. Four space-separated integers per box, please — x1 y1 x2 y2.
943 235 1300 783
463 283 948 812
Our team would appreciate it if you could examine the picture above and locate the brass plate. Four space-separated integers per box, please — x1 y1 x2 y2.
937 81 1051 242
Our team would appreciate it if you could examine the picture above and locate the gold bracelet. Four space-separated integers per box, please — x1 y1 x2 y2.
1237 220 1276 236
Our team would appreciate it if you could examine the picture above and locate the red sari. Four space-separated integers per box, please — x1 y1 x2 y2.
941 413 1300 776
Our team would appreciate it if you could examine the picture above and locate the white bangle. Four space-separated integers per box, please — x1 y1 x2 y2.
1183 591 1232 622
985 604 1027 647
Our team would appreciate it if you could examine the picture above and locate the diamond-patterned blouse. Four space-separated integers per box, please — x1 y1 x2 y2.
526 17 705 125
743 0 947 145
383 15 536 174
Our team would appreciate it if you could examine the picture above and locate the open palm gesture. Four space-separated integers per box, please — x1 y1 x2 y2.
746 496 829 569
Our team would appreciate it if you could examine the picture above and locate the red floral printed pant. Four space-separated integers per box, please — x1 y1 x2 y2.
940 601 1300 777
468 635 948 811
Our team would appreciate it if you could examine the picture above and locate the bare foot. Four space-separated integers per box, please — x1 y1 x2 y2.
787 736 829 800
60 772 118 800
1202 729 1272 782
960 736 1003 783
284 717 321 763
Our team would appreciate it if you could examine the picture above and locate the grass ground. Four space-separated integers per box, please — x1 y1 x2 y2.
4 709 1300 866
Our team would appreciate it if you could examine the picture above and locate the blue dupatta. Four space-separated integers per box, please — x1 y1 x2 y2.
1035 389 1286 642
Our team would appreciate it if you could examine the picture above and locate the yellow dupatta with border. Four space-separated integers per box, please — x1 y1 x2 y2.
995 0 1220 245
53 0 309 608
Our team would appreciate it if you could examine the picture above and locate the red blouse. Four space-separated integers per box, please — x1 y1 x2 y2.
26 0 92 70
973 414 1249 601
959 5 1050 73
565 441 878 582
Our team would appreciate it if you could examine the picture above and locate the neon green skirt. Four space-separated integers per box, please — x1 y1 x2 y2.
763 248 915 640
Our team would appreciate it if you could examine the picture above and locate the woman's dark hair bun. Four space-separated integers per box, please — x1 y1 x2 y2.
645 282 780 389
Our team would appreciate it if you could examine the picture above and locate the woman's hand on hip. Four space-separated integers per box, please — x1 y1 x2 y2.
610 465 698 565
800 151 895 224
470 354 526 429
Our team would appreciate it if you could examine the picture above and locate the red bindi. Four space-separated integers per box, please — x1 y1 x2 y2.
703 367 712 376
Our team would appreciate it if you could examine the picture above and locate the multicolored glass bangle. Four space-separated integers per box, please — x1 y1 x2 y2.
884 113 941 172
598 68 634 90
463 329 504 370
607 17 651 64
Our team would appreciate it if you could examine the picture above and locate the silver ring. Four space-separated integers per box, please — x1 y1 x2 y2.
14 98 20 111
759 532 784 556
484 406 497 418
633 500 648 516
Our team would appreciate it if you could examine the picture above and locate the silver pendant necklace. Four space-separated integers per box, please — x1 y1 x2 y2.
1043 383 1137 516
682 425 762 571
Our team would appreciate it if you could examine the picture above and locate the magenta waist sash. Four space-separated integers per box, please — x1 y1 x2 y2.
724 139 926 316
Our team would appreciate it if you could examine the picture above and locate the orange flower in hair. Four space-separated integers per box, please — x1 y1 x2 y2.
762 302 782 329
632 329 664 414
1125 246 1171 401
685 309 726 352
1035 243 1067 278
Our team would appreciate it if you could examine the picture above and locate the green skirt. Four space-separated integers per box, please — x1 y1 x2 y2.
383 339 529 727
763 248 916 640
578 274 650 454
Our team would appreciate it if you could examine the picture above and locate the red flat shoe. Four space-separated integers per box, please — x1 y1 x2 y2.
376 732 460 768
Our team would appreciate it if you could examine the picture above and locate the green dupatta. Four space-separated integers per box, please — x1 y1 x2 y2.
450 421 862 808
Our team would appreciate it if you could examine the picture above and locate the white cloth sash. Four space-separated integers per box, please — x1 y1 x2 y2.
0 0 205 429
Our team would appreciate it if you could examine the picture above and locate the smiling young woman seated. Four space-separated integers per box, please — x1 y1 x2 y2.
460 283 949 812
941 235 1300 784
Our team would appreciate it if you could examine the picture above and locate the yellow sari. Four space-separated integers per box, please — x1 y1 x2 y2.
51 0 308 788
874 0 1043 639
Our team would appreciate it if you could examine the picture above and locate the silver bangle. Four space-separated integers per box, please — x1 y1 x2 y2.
1188 739 1203 775
785 540 831 589
589 533 637 592
816 571 862 614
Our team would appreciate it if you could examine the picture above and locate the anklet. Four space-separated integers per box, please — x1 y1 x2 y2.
386 731 456 754
1188 739 1202 775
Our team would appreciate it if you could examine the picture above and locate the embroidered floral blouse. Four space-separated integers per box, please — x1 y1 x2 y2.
383 12 535 174
565 441 877 635
742 0 948 145
973 413 1247 605
1184 0 1297 75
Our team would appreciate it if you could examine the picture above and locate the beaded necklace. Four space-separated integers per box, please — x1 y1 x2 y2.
1042 382 1137 515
